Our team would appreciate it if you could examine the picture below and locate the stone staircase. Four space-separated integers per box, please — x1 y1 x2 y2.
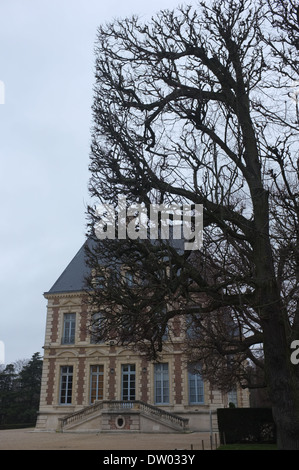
58 400 189 433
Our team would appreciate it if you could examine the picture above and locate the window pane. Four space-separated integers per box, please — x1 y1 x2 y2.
90 365 104 403
90 312 105 344
228 388 238 407
121 364 135 401
59 366 73 404
62 313 76 344
188 364 204 404
154 363 169 404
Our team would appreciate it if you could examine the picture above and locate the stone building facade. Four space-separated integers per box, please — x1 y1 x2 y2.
36 240 249 433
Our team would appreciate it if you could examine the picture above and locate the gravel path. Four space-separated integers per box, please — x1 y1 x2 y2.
0 428 215 450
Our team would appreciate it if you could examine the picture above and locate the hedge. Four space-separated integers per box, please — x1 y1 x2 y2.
217 408 276 444
0 423 35 430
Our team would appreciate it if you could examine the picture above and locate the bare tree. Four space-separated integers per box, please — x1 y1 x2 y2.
86 0 299 449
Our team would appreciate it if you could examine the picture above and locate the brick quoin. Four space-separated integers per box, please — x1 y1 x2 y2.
46 357 56 405
174 355 183 404
50 307 59 343
108 354 116 400
76 353 86 405
141 358 148 402
172 317 181 337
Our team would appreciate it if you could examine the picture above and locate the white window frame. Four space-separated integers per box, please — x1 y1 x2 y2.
188 364 204 404
154 363 169 405
62 313 76 344
59 365 73 405
121 364 136 401
90 365 104 403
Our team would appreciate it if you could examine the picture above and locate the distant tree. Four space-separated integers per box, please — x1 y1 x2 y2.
13 359 29 375
86 0 299 449
0 353 42 426
0 364 18 425
18 352 43 423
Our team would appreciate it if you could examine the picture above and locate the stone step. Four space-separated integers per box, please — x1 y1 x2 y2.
60 400 189 433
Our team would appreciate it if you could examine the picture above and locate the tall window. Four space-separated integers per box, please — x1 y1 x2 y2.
90 312 104 344
62 313 76 344
188 364 204 404
228 388 238 407
90 365 104 403
154 363 169 404
185 314 200 340
59 366 73 405
121 364 136 401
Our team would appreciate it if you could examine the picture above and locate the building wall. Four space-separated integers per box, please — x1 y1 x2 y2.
36 291 249 432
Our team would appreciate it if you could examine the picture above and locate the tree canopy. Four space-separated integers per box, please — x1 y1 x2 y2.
0 353 42 427
86 0 299 448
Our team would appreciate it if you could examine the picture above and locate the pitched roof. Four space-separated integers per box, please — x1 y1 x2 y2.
46 229 186 295
45 239 91 295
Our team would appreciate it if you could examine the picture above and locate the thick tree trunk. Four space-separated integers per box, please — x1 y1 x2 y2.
274 410 299 450
269 369 299 449
262 310 299 449
252 189 299 449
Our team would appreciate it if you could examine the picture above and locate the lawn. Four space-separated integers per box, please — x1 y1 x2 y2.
217 443 277 450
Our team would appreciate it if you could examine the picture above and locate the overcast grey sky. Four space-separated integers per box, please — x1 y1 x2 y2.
0 0 184 365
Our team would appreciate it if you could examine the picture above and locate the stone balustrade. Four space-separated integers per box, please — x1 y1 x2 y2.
59 400 189 431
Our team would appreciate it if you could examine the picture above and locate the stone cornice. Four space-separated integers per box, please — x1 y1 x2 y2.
44 291 86 300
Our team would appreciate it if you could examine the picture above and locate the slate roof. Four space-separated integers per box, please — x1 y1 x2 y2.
45 239 91 295
46 229 186 295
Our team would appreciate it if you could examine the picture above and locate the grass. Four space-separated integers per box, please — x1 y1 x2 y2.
217 443 277 450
